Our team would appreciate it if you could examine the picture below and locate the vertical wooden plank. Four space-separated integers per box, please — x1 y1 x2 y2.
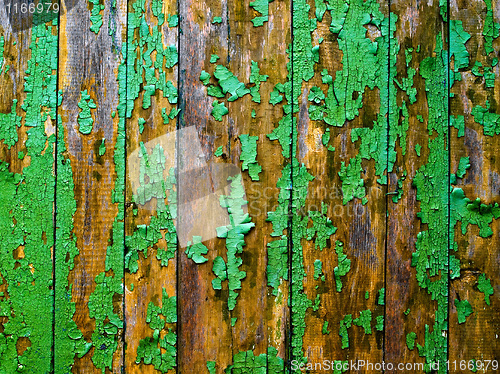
177 0 233 371
449 0 500 366
57 0 127 370
122 0 179 371
178 0 291 371
387 0 449 371
291 0 388 370
222 0 292 369
0 7 58 373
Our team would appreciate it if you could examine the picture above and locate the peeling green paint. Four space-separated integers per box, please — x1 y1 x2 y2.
214 145 223 157
207 360 216 374
322 320 330 334
333 240 350 292
185 236 209 264
214 174 255 310
211 100 228 121
239 134 262 181
249 61 268 103
353 309 372 334
136 289 177 372
377 287 385 306
307 202 337 250
472 101 500 136
375 315 384 331
0 100 21 149
339 314 352 349
406 332 417 350
77 90 96 135
477 274 494 305
249 0 274 27
482 0 500 55
88 0 104 34
454 299 473 324
212 16 222 24
313 259 323 281
224 347 283 373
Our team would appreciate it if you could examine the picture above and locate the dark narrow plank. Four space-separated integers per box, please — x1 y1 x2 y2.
448 0 500 366
177 0 234 371
0 7 59 373
387 0 449 371
57 0 127 371
122 0 179 372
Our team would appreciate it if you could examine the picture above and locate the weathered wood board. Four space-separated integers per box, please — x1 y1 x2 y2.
0 0 499 373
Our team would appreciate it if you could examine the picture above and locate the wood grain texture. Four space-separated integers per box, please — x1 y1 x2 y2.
296 0 388 368
122 0 178 371
449 0 500 365
386 0 446 369
58 0 127 370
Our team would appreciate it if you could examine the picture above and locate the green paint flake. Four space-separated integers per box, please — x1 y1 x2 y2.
212 255 227 290
322 320 330 334
269 84 284 105
472 61 483 76
313 259 323 280
136 289 177 372
417 115 424 122
306 202 337 250
214 145 223 157
77 90 96 135
375 315 384 331
88 0 104 34
185 236 209 264
213 65 250 101
231 317 237 327
215 174 255 310
482 0 500 55
339 314 352 349
406 332 417 350
477 274 494 305
333 240 350 292
392 171 406 203
404 308 411 315
225 347 284 373
249 61 268 103
200 70 211 85
212 16 222 24
377 288 385 306
450 20 471 71
472 101 500 136
0 100 21 149
456 157 470 178
249 0 274 26
251 109 256 118
484 67 495 88
353 309 372 334
207 360 216 374
168 14 178 27
365 291 369 300
454 299 473 324
322 128 330 146
210 54 219 63
338 155 365 204
207 84 225 98
451 115 465 137
239 134 262 181
98 138 106 156
138 117 145 134
211 100 229 121
451 187 500 238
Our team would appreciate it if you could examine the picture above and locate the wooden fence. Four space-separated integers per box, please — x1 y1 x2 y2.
0 0 499 372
